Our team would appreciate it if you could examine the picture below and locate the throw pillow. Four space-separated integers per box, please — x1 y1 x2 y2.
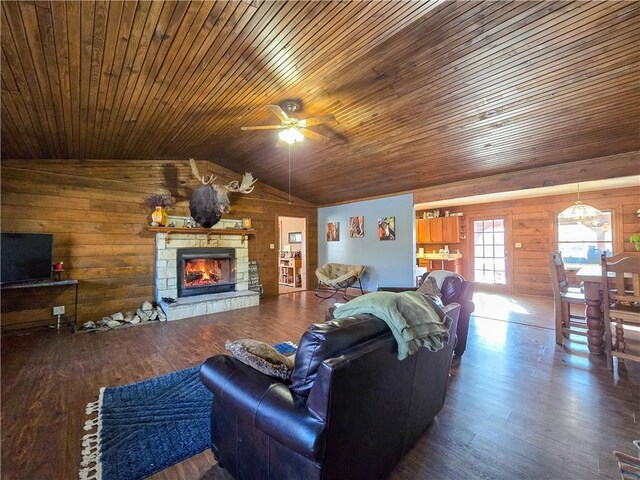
417 277 443 301
225 339 294 381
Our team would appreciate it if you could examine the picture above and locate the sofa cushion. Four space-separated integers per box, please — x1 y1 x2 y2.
225 339 294 381
416 277 443 300
290 314 389 397
427 272 465 305
440 275 465 304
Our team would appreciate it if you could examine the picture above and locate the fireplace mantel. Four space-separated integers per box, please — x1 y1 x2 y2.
146 226 255 244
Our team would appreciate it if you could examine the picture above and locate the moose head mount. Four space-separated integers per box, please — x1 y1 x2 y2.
188 159 257 228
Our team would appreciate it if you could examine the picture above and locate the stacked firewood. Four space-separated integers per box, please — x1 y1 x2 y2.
82 300 166 331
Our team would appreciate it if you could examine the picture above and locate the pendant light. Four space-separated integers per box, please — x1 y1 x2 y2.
558 183 600 220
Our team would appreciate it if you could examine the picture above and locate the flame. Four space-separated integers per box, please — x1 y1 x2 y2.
184 259 227 287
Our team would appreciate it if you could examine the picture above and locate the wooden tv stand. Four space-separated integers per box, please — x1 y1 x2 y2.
1 279 79 333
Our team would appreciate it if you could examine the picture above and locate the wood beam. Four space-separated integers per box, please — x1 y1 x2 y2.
413 151 639 204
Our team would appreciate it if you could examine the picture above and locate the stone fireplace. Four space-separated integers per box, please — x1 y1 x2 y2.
154 219 259 321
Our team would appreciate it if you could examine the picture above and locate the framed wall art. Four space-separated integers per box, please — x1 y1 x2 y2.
326 222 340 241
350 216 364 238
288 232 302 244
378 217 396 241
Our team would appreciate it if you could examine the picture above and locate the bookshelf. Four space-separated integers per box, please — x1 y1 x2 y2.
279 256 302 287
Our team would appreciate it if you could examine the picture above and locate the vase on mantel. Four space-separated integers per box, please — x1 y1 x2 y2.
151 206 168 227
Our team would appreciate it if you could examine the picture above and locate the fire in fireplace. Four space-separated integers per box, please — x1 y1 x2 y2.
177 248 236 297
184 258 228 287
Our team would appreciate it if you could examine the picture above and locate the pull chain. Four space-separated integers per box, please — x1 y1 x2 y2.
288 143 291 205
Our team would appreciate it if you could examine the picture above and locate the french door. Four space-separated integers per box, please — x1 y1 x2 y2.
472 217 509 291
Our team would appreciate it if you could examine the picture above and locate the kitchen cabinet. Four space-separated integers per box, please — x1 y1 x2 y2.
416 219 431 243
442 216 461 243
430 218 444 242
415 216 462 244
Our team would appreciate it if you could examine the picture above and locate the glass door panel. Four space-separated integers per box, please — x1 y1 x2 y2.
473 218 508 290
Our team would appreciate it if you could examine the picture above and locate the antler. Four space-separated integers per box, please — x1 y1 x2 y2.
189 158 217 185
224 173 257 194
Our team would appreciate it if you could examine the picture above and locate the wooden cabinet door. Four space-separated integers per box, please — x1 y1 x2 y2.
416 219 431 243
442 216 461 243
430 218 444 243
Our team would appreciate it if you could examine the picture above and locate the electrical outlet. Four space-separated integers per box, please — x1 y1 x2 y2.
269 244 275 249
515 242 522 248
53 305 65 315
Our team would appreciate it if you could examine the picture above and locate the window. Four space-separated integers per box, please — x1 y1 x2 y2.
556 211 613 268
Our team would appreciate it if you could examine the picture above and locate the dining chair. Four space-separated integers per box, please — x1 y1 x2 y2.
547 252 586 345
601 252 640 370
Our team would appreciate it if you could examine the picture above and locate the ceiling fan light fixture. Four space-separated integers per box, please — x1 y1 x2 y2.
279 127 304 144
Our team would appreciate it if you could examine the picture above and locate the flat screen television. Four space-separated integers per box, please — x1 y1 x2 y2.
1 233 53 284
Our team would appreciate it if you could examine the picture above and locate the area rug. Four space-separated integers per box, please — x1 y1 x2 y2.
79 341 297 480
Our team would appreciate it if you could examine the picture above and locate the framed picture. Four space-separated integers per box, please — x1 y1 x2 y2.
378 217 396 241
288 232 302 244
350 216 364 238
326 222 340 241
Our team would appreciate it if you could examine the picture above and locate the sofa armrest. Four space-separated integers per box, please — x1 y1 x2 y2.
200 355 325 461
376 286 418 293
442 302 460 322
254 383 326 460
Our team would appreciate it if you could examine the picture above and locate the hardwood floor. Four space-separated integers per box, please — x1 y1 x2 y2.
1 292 638 480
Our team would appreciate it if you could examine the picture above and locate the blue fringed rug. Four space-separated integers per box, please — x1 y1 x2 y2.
79 341 297 480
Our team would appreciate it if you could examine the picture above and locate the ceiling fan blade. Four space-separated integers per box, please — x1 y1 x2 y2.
299 115 335 127
241 125 282 130
267 104 289 122
299 128 330 143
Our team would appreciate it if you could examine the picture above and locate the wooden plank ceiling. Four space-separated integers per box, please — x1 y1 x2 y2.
2 1 639 205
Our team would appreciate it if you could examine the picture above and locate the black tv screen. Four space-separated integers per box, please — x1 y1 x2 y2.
1 233 53 284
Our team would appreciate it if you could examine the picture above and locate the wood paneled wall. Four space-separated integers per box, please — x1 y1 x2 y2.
418 187 639 297
1 159 317 329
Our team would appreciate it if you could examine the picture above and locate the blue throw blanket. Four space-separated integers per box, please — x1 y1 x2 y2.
333 291 452 360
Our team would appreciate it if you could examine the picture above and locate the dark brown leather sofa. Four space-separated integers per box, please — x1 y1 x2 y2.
378 271 474 357
200 303 460 480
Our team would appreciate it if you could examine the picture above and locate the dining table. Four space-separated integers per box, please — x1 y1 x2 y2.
576 265 607 355
576 263 636 355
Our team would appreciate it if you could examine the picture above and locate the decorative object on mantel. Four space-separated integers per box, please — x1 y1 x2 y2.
242 217 252 229
81 300 166 332
558 183 600 220
146 193 174 227
629 234 640 251
188 158 257 228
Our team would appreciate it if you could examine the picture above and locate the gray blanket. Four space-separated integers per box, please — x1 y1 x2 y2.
333 291 452 360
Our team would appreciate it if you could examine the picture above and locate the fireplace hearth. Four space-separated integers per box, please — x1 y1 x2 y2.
177 248 236 297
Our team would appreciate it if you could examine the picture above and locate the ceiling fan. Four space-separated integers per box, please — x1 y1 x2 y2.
241 101 335 144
